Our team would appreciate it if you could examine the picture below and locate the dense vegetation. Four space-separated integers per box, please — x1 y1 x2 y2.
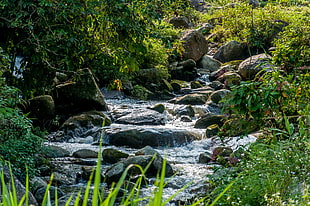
0 0 309 205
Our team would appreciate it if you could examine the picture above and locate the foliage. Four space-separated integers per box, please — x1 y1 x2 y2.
0 70 43 179
207 138 310 205
0 0 191 97
199 2 309 52
222 69 310 138
272 22 310 71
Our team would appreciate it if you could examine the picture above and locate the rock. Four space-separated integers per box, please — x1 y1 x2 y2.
170 80 184 92
198 55 222 72
114 108 166 125
149 104 166 114
169 94 209 105
175 105 195 117
208 89 230 104
209 81 224 91
190 0 206 12
213 41 249 63
102 148 129 164
0 165 38 206
181 30 208 61
35 186 64 204
194 114 224 129
221 118 260 137
53 68 108 115
237 53 273 80
206 124 220 138
221 60 243 70
196 23 213 35
105 126 202 148
30 177 48 194
216 71 242 88
198 152 212 163
211 146 236 166
72 149 98 158
131 85 153 100
169 16 190 28
135 68 169 86
180 115 192 122
209 65 234 81
135 146 174 176
59 110 111 142
44 145 70 158
249 0 259 8
170 59 198 81
190 81 203 89
161 79 173 92
29 95 55 120
105 147 174 184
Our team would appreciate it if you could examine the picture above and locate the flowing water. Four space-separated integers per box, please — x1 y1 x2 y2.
47 94 257 205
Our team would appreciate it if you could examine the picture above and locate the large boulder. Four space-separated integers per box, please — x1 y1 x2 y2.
237 53 273 80
170 59 198 81
181 30 208 61
53 68 108 115
102 148 129 164
113 108 166 125
208 89 230 104
169 16 190 28
198 55 222 72
213 41 249 63
104 126 202 148
55 111 111 142
105 146 173 184
169 93 210 105
28 95 55 120
194 114 225 129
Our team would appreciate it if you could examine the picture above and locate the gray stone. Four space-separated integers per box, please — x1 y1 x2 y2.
194 114 224 129
198 55 222 72
198 152 212 163
105 126 202 148
213 41 249 63
44 145 70 158
29 95 55 119
238 53 273 80
102 148 129 164
169 93 209 105
181 30 208 61
169 16 190 28
53 68 108 115
72 149 98 158
208 89 230 104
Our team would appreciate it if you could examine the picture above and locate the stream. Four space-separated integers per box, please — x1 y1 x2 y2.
45 77 257 205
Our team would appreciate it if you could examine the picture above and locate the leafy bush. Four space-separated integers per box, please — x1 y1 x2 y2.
0 70 43 179
207 139 310 205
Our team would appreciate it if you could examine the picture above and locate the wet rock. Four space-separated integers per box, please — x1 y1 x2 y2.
171 59 198 81
180 115 192 122
72 149 98 158
209 81 224 90
206 124 220 138
190 81 203 89
44 145 70 158
238 53 273 80
135 146 174 176
169 94 209 105
102 148 129 164
161 79 173 92
198 151 212 163
170 81 183 92
114 108 166 125
0 165 38 206
209 65 234 82
105 127 201 148
30 177 48 194
198 55 222 72
105 147 173 184
58 110 111 142
149 103 166 114
194 114 224 129
52 172 76 186
216 71 242 88
53 68 108 115
29 95 55 120
35 186 64 204
181 30 208 61
175 105 195 117
169 16 190 28
213 41 249 63
208 89 230 104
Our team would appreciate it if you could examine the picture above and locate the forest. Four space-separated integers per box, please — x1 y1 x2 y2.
0 0 309 205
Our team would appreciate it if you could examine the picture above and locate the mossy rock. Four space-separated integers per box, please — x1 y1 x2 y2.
222 60 243 70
